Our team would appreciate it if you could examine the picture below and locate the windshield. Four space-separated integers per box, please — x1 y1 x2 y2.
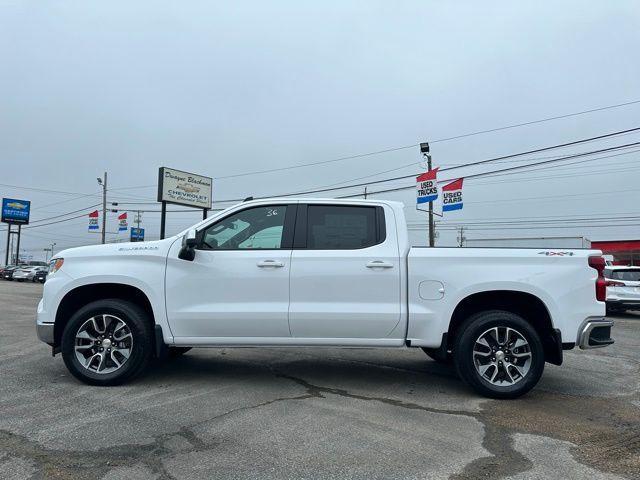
607 269 640 282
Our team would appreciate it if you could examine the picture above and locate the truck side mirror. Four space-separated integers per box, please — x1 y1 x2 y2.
178 229 197 261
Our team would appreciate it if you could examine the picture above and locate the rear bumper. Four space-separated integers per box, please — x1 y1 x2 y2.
578 318 614 349
606 299 640 308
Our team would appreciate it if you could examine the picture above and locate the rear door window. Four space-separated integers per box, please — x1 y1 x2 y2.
306 205 381 249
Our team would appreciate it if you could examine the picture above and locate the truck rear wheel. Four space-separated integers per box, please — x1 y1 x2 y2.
61 299 153 386
453 310 545 399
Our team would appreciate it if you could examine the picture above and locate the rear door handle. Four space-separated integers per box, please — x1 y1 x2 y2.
366 260 394 269
257 260 284 268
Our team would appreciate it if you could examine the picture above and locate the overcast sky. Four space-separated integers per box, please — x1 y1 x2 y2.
1 1 639 260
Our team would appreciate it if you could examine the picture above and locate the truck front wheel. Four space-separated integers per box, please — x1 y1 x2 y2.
453 310 545 399
61 299 153 386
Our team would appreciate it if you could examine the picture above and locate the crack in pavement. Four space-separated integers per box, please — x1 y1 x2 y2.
1 365 637 480
0 390 320 480
273 371 533 480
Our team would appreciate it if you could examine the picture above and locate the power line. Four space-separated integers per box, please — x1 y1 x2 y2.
434 210 640 223
28 204 102 224
448 152 640 189
20 212 90 229
435 216 640 226
30 191 103 211
208 140 640 203
0 183 92 196
105 100 640 184
304 127 640 191
426 99 640 143
335 144 640 199
440 223 640 231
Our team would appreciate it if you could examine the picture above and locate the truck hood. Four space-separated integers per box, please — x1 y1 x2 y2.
56 237 179 260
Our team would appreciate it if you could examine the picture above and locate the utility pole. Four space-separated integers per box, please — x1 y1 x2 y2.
457 226 465 247
135 211 141 228
427 154 435 247
98 172 107 244
420 142 436 247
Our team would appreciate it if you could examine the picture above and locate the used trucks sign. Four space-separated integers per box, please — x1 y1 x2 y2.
416 168 439 212
157 167 212 209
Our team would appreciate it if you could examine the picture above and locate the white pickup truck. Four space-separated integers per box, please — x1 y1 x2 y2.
36 198 613 398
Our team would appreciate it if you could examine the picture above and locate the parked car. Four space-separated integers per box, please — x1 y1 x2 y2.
2 265 19 280
36 199 613 398
13 267 40 282
33 268 48 284
28 261 48 267
604 266 640 314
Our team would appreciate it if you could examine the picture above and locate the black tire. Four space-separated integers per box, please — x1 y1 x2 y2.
453 310 545 399
421 347 452 364
168 347 192 357
61 299 153 386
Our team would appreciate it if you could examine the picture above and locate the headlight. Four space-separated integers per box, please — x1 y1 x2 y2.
49 258 64 274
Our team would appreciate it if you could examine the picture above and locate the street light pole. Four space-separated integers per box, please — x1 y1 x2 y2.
98 172 107 244
420 142 436 247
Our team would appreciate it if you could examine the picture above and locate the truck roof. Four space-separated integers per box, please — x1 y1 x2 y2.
242 197 405 207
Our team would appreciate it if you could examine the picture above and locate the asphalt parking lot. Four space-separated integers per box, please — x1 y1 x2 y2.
1 281 639 480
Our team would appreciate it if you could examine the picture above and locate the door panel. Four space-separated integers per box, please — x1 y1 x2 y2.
165 203 294 339
165 248 292 338
288 204 401 339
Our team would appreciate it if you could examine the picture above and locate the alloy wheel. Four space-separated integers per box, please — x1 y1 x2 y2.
74 314 133 374
472 326 532 386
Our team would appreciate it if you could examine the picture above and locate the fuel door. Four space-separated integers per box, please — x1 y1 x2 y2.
419 280 445 300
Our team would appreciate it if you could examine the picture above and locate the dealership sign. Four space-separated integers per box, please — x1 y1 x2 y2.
416 168 439 211
118 212 128 232
130 227 145 242
157 167 212 209
1 198 31 225
442 178 463 212
88 210 99 231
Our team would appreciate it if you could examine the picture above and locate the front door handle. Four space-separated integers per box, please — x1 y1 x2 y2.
366 260 394 269
257 260 284 268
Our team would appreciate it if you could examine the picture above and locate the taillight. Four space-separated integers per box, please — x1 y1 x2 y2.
588 255 606 301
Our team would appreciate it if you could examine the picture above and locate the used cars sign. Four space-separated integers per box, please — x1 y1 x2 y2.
2 198 31 225
157 167 212 209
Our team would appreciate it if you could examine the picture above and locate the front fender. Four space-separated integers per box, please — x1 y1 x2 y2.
46 273 173 344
